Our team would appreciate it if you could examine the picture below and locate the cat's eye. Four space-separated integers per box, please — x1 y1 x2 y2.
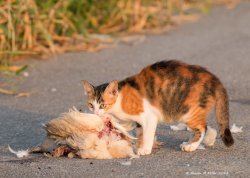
88 103 94 109
100 104 107 109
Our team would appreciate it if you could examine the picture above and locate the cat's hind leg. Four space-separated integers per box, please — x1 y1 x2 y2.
180 117 206 152
136 124 164 150
203 126 217 146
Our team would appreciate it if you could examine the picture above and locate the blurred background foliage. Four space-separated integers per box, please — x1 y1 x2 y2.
0 0 241 65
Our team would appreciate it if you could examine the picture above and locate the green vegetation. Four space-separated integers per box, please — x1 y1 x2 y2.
0 0 238 65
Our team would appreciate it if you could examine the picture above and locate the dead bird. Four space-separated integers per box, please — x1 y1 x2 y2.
9 107 138 159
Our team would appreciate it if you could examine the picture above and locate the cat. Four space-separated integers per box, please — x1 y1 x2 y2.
82 60 234 155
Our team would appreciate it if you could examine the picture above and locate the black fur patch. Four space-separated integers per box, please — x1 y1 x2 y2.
136 123 142 128
145 76 155 101
199 77 218 108
222 128 234 147
210 77 218 96
199 83 210 108
150 60 181 71
95 83 109 103
192 128 202 142
188 65 207 74
150 60 181 78
119 77 140 91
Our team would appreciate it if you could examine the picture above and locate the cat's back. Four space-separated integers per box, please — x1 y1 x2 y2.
143 60 214 79
118 60 221 118
120 60 219 93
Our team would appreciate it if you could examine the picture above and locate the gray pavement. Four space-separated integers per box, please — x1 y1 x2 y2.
1 2 250 177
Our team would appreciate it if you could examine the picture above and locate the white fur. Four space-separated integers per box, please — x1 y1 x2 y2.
180 131 205 152
137 99 160 155
8 145 29 158
93 100 105 115
203 126 217 146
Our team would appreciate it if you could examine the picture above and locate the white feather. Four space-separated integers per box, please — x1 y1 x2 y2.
170 123 187 131
110 117 137 140
8 145 29 158
120 160 132 166
230 123 243 133
197 144 206 150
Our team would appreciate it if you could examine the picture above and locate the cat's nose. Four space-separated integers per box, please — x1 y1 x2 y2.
94 110 103 116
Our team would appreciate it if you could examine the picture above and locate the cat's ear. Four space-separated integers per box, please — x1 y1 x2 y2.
81 80 95 96
104 80 118 97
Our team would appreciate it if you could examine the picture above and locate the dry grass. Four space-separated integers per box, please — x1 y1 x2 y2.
0 0 241 64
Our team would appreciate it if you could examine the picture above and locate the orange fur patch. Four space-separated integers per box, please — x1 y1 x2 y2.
178 66 193 78
102 93 117 111
121 85 144 115
186 113 206 131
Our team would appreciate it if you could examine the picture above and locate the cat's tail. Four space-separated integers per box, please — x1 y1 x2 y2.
215 84 234 147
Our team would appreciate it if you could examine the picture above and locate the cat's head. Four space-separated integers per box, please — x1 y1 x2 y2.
82 80 119 115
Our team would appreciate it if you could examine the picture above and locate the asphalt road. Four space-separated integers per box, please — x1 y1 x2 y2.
1 2 250 178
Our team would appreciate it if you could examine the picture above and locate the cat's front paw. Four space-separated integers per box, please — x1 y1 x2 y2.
137 147 152 156
180 142 198 152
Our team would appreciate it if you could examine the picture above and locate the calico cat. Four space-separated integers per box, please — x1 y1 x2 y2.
82 60 234 155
